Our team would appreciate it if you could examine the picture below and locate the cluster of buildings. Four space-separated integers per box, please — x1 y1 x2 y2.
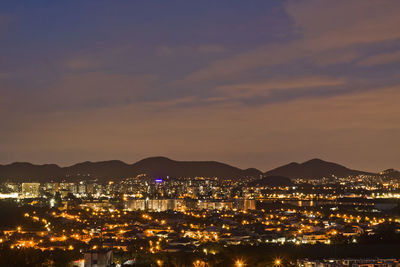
124 198 255 212
2 181 105 199
2 194 399 252
0 173 400 266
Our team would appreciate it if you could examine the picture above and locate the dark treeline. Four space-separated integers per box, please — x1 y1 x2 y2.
1 243 400 267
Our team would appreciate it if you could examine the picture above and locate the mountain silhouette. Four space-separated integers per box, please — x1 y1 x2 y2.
0 157 262 182
0 157 380 182
130 157 262 179
265 158 374 179
379 168 400 179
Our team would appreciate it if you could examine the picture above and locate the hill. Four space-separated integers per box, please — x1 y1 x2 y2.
0 157 382 182
379 169 400 179
0 157 262 182
265 158 374 179
130 157 262 179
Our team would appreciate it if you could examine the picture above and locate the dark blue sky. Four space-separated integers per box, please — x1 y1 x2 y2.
1 1 399 171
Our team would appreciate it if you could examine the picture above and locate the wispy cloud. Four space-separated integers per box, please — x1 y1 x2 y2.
3 84 399 170
216 76 346 99
357 50 400 66
181 0 400 83
6 72 158 112
156 44 226 57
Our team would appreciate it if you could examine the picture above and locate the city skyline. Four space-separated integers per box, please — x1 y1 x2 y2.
1 1 400 172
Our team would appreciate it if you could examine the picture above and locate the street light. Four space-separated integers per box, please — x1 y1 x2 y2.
193 260 205 267
235 259 245 267
274 258 282 266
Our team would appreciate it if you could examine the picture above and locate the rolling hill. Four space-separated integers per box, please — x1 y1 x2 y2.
0 157 262 182
265 158 374 179
0 157 381 182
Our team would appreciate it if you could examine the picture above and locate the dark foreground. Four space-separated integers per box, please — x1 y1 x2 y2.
1 243 400 267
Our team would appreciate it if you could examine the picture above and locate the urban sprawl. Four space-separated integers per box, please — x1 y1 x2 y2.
1 170 400 266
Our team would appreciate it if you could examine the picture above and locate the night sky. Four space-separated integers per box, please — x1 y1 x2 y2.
1 1 399 171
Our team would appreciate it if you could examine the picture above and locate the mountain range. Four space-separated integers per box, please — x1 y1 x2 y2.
0 157 394 183
265 158 374 179
0 157 261 182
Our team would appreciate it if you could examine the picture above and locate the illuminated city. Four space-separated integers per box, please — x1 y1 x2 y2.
1 160 400 266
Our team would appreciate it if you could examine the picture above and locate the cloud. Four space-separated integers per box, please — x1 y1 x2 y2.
286 0 400 48
216 76 346 99
156 44 226 57
181 0 400 83
357 50 400 66
2 83 399 170
149 96 197 109
13 72 158 112
311 48 361 66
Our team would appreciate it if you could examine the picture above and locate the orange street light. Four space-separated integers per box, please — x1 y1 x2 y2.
235 259 245 267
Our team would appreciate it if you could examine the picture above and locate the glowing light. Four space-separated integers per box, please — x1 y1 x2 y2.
193 260 205 267
235 259 245 267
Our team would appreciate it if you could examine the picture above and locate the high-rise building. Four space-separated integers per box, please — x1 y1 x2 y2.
78 184 87 195
86 183 95 194
21 183 40 198
124 199 185 211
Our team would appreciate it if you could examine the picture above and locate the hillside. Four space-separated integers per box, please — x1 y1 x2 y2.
265 158 374 179
0 157 262 182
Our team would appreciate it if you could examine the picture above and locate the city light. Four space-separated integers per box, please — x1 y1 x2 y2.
235 259 245 267
193 260 206 267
